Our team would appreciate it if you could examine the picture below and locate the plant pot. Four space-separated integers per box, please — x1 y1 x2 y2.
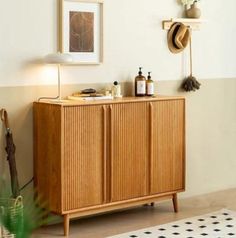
0 196 23 238
186 1 201 19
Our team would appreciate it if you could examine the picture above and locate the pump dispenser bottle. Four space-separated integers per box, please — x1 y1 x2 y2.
135 67 146 96
146 72 154 96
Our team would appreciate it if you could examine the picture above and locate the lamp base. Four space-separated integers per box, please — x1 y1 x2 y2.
38 96 59 102
38 96 69 103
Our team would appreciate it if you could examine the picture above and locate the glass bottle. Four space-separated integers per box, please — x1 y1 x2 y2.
135 67 146 96
146 72 154 96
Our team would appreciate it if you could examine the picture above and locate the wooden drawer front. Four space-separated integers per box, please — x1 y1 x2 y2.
151 100 185 194
63 106 104 211
111 102 149 202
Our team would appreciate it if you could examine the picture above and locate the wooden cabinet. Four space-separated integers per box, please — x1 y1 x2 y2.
34 97 185 236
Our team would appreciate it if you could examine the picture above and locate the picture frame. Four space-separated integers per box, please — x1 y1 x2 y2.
59 0 103 65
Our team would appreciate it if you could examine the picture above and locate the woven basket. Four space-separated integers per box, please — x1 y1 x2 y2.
0 196 23 238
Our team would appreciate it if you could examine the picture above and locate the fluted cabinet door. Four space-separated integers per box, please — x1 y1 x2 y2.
110 102 149 202
150 99 185 194
63 106 104 211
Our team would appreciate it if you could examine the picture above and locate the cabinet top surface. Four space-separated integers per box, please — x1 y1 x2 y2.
34 96 185 107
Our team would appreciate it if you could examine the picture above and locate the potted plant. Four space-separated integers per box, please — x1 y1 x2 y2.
0 181 56 238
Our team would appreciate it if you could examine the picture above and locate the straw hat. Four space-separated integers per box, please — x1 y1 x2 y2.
167 22 190 54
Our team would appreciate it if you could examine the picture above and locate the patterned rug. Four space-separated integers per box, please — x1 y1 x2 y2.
107 209 236 238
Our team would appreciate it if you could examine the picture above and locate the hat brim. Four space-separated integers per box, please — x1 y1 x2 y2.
167 22 190 54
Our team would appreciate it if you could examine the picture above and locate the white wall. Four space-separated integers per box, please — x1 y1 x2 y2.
0 0 236 87
0 0 236 199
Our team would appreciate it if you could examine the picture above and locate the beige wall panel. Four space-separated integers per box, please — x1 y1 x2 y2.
1 79 236 199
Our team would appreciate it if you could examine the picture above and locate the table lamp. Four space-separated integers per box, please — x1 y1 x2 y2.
38 52 73 102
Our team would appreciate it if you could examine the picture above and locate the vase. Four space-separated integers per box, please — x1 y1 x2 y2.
186 1 201 19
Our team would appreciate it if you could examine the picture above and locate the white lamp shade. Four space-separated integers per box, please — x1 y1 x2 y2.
44 52 73 64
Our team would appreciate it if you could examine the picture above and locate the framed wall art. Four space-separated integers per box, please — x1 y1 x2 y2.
59 0 103 64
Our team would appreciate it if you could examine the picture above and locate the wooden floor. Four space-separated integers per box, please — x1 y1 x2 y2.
32 189 236 238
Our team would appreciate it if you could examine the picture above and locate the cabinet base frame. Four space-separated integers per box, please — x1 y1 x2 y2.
62 192 181 236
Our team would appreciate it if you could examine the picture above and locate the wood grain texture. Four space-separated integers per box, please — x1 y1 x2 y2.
39 96 185 107
150 99 185 194
63 106 104 211
33 103 63 213
63 214 70 237
110 102 149 202
34 97 185 236
172 193 178 213
68 192 176 218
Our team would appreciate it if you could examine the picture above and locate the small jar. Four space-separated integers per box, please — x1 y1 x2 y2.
112 81 122 98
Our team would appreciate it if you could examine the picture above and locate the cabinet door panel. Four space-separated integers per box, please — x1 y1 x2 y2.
111 102 149 202
63 106 104 211
151 100 185 194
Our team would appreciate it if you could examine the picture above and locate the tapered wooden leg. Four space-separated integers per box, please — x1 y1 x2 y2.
172 193 178 213
64 214 70 236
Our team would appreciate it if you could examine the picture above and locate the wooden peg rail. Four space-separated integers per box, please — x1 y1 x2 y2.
162 18 204 30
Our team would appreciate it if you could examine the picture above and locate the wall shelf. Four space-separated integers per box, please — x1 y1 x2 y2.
162 18 204 30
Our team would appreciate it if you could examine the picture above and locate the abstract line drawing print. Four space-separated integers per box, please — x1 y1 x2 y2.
69 11 94 53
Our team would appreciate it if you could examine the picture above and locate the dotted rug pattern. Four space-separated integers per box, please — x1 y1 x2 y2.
107 209 236 238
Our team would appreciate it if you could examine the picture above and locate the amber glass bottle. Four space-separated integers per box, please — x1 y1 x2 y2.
135 67 146 96
146 72 154 96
